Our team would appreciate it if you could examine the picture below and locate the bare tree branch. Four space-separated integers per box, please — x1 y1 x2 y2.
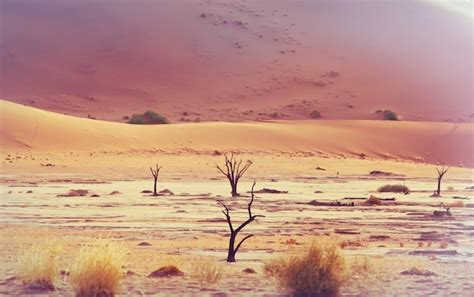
216 153 253 197
220 181 264 262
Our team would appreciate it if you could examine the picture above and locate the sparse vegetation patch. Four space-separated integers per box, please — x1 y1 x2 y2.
69 239 126 297
128 110 169 124
18 242 61 291
377 184 410 194
265 240 345 297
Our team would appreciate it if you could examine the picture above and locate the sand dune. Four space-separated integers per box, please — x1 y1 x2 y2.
1 0 472 122
1 100 472 166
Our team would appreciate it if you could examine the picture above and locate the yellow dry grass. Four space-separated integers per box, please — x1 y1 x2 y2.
264 239 345 297
69 239 126 297
188 258 223 286
17 242 62 290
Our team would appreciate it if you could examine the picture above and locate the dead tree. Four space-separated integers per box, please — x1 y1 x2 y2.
220 182 264 262
216 153 252 197
435 165 449 196
150 164 162 196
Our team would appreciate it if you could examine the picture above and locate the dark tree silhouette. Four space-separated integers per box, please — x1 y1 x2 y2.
216 153 252 197
220 182 264 262
150 164 162 196
435 165 449 196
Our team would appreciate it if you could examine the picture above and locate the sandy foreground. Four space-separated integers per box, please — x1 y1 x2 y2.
1 100 474 296
0 161 473 296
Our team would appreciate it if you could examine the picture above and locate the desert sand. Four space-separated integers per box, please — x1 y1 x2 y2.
1 0 472 122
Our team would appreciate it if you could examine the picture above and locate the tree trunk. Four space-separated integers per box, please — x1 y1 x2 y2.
227 232 236 262
436 177 441 195
153 177 158 196
231 183 238 197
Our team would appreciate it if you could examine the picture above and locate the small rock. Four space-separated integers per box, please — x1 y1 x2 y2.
400 267 437 276
242 268 256 274
148 266 184 278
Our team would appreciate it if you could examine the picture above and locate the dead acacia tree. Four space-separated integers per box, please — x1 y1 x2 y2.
216 153 252 197
435 165 449 196
150 164 162 196
220 182 264 262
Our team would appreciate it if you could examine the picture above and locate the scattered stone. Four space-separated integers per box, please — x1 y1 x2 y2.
158 189 174 195
57 189 89 197
409 250 457 256
108 191 122 195
25 280 55 291
400 267 437 276
369 170 399 176
141 190 153 194
364 195 383 206
138 242 151 246
90 194 100 198
252 188 288 194
314 190 324 194
148 266 184 278
242 268 256 274
308 200 354 207
369 235 391 240
26 190 33 193
335 228 360 235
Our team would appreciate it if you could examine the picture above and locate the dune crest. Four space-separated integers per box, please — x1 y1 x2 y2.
1 100 472 166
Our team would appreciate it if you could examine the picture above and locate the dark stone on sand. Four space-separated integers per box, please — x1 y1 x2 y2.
148 266 184 278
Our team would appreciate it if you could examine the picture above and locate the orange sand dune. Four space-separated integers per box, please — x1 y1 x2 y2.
1 100 472 167
0 0 472 122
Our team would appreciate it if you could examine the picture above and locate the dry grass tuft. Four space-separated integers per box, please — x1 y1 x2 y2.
69 239 126 297
347 256 372 277
265 240 345 297
189 259 223 285
377 184 410 194
18 242 62 291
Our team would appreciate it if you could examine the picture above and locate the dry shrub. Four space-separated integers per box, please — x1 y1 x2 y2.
18 242 62 290
189 259 223 285
265 240 345 297
377 184 410 194
69 239 126 297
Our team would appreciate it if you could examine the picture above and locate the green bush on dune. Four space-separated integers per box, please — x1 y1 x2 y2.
382 110 401 121
127 110 169 125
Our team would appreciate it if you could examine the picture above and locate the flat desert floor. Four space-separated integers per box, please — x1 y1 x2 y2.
1 156 473 296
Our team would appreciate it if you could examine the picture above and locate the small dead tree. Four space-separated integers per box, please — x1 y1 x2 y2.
435 165 449 196
150 164 162 196
216 153 252 197
220 182 264 262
